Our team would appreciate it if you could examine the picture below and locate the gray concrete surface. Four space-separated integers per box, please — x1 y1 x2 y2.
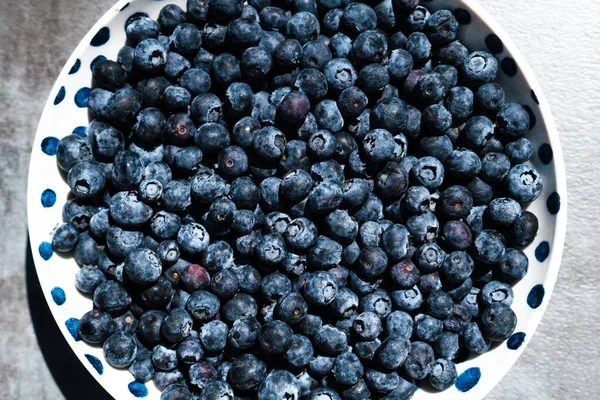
0 0 598 399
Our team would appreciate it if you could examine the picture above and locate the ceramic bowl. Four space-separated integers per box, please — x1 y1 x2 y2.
27 0 567 398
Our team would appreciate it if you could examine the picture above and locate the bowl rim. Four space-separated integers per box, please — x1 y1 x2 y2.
26 0 568 399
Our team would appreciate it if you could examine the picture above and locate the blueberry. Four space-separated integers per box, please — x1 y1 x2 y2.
479 303 517 341
78 310 115 344
126 15 159 45
257 320 293 355
123 248 162 285
301 40 332 71
324 210 358 245
161 180 192 212
286 11 320 44
403 341 435 380
111 150 144 192
497 247 529 282
191 93 224 126
509 210 539 248
336 133 358 165
257 370 301 400
152 344 178 371
306 130 336 162
473 229 506 265
103 332 137 368
228 354 267 391
226 316 260 350
330 287 359 318
506 163 543 203
340 3 376 38
375 335 410 369
428 358 458 390
421 103 452 135
445 148 482 181
332 352 363 386
56 134 94 172
480 280 514 308
496 102 530 140
93 280 131 315
306 181 343 214
314 324 347 355
474 82 505 117
52 222 80 252
406 32 431 63
504 138 533 166
352 311 382 341
406 211 439 244
440 251 473 284
410 156 445 190
329 32 352 59
487 197 522 228
308 235 343 269
129 358 154 383
358 289 391 318
364 369 398 394
304 271 338 305
283 334 314 369
134 38 167 74
186 290 219 321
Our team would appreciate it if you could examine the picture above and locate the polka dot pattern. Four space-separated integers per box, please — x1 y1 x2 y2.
54 86 66 105
69 59 81 75
535 241 550 262
39 242 53 261
485 34 503 54
455 367 481 392
51 287 66 305
72 126 87 137
527 284 545 309
507 332 526 350
501 57 518 77
531 90 540 104
90 27 110 47
547 192 560 215
85 354 104 375
538 143 553 164
65 318 81 341
454 8 472 25
128 381 148 398
41 136 59 156
75 87 91 108
120 2 130 11
41 189 57 208
90 55 107 71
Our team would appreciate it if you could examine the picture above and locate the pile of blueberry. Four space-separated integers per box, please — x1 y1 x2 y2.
51 0 544 398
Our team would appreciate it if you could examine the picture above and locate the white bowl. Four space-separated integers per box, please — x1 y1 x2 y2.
27 0 567 398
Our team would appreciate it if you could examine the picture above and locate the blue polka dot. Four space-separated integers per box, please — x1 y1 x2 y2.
65 318 81 341
69 59 81 75
524 105 537 129
538 143 553 164
39 242 53 260
120 2 130 11
85 354 104 375
501 57 518 77
454 8 471 24
507 332 526 350
455 367 481 392
72 126 87 137
535 241 550 262
527 284 545 309
531 90 540 105
547 192 560 215
91 27 110 47
485 34 504 54
90 55 107 71
51 287 66 305
54 86 66 105
128 381 148 398
41 189 57 208
74 87 91 108
41 137 59 156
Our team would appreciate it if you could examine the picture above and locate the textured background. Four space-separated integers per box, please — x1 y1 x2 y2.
0 0 598 399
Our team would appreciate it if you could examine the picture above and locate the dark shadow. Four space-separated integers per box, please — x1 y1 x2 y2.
26 238 112 400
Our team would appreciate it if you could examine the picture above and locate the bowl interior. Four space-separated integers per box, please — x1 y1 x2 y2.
27 0 566 398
